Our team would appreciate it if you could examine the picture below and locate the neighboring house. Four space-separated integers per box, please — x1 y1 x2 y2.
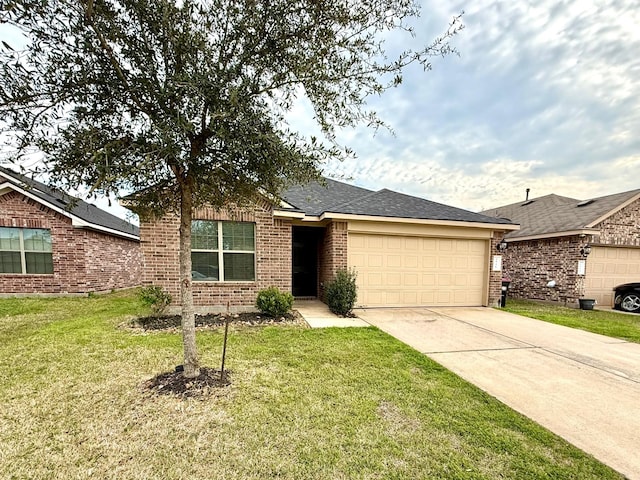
136 178 517 311
0 167 141 294
482 188 640 307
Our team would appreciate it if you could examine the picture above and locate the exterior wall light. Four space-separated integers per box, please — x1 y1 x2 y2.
580 244 592 257
496 240 508 252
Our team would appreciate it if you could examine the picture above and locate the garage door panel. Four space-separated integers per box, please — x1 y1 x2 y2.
349 233 487 307
387 255 401 267
454 290 467 303
437 291 451 303
439 257 453 268
469 257 485 270
404 255 419 268
455 241 470 252
404 273 419 286
422 238 437 249
405 238 419 250
585 246 640 307
455 257 468 269
403 291 418 304
422 274 436 286
368 255 383 267
367 272 382 286
350 253 366 267
439 240 453 251
421 291 435 304
422 256 437 268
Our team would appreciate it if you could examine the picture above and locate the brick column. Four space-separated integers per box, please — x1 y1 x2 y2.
318 220 348 302
488 232 505 307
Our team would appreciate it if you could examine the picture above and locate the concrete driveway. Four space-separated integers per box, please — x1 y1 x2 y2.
356 307 640 479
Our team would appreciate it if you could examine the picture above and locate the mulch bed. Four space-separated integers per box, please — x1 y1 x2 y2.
143 366 231 398
131 311 306 332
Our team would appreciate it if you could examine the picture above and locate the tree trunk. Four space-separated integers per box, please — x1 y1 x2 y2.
179 181 200 378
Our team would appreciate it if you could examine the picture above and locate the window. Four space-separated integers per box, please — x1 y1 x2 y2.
0 227 53 274
191 221 255 281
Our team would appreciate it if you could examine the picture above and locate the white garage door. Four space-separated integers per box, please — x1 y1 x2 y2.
585 246 640 307
348 233 488 307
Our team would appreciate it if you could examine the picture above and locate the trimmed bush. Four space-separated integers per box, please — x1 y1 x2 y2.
325 268 357 316
139 286 172 316
256 286 294 318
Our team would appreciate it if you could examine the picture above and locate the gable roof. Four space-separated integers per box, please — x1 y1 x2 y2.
480 188 640 240
281 178 516 227
0 167 139 240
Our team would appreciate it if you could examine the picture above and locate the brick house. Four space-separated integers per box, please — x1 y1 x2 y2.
0 167 141 294
482 188 640 307
136 178 517 312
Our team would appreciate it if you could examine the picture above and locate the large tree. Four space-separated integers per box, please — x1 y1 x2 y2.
0 0 462 377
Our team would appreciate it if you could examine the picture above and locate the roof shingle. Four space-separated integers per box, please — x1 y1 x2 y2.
282 178 514 225
0 167 139 238
480 189 640 239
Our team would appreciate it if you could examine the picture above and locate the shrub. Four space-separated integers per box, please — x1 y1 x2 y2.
325 268 357 316
139 286 172 316
256 286 294 318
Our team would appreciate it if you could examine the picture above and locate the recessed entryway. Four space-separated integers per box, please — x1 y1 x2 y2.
292 226 324 297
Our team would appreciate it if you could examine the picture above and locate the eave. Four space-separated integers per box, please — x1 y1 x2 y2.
0 182 139 241
273 209 520 231
505 228 598 243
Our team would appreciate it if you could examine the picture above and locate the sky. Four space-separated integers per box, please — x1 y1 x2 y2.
2 0 640 222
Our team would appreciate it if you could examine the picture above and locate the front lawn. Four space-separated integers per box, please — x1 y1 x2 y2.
502 298 640 343
0 290 623 479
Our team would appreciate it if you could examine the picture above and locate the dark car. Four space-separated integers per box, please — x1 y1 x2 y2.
613 283 640 313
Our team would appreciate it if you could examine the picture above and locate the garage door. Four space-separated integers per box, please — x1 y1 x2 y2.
585 246 640 307
348 233 488 307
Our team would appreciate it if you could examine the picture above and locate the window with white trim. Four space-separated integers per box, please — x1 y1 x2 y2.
191 221 255 282
0 227 53 274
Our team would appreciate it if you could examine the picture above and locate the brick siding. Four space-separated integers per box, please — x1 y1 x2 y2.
503 236 585 305
0 191 141 294
318 221 348 301
593 198 640 245
140 201 292 312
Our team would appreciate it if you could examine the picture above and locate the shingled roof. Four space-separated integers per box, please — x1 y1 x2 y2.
0 167 139 239
480 188 640 239
282 178 514 225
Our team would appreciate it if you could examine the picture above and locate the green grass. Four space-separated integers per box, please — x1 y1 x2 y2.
0 291 624 479
503 298 640 343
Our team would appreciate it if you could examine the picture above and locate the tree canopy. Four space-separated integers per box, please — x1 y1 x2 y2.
0 0 463 376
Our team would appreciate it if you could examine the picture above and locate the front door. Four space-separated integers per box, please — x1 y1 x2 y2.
292 227 321 297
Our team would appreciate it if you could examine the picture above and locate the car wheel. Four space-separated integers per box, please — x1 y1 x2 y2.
620 293 640 313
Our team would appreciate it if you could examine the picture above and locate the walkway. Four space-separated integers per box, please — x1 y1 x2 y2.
294 300 368 328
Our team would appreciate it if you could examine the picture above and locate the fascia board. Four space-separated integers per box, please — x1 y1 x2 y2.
506 229 598 242
272 209 306 219
319 211 520 230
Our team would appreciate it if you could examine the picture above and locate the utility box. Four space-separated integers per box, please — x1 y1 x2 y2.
500 279 511 307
